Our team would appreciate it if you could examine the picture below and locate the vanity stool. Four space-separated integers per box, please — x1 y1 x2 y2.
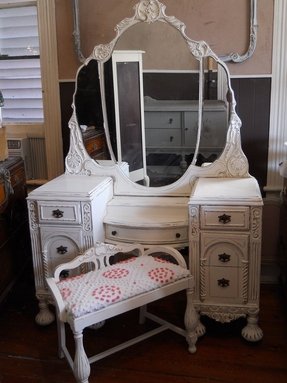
46 242 199 383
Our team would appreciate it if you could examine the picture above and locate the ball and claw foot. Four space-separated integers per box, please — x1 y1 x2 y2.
241 314 263 342
195 320 206 337
35 301 55 326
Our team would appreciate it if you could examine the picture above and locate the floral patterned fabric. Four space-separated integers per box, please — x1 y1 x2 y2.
57 255 190 318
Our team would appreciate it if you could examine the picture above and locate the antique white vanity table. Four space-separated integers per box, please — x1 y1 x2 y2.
27 0 263 341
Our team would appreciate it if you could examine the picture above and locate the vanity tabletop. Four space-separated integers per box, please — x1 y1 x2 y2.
27 174 112 200
189 177 263 206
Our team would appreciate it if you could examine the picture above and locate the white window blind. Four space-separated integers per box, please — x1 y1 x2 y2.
0 4 43 123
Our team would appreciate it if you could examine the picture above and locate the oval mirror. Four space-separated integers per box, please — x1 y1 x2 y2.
67 0 248 196
74 21 230 187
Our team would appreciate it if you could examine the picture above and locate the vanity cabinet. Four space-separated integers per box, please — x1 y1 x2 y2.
189 177 263 341
27 174 113 325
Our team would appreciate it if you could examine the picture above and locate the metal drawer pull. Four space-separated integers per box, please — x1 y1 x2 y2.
217 278 230 288
169 118 173 124
52 209 64 218
176 233 181 238
111 230 117 236
218 213 231 224
57 245 68 254
218 253 231 263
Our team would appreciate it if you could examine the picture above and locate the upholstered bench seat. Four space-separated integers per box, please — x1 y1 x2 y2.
57 255 190 319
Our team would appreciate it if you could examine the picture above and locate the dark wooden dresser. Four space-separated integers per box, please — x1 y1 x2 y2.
0 157 31 303
82 129 108 160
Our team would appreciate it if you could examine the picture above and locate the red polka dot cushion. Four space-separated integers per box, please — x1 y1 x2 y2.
56 256 190 318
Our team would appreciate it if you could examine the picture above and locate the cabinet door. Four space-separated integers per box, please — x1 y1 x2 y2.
40 226 83 277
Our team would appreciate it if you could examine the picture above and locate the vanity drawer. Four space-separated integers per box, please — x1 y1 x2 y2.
200 206 249 230
105 224 188 245
38 202 81 224
206 266 242 302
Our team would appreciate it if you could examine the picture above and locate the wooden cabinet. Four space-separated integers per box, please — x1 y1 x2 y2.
0 157 30 303
82 129 107 160
27 174 113 325
189 177 263 341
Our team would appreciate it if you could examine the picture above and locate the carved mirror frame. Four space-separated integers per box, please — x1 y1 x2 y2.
66 0 249 197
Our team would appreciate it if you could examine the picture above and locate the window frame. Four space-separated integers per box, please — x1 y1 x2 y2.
0 0 63 180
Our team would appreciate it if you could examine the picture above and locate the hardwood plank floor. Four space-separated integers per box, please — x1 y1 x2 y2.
0 263 286 383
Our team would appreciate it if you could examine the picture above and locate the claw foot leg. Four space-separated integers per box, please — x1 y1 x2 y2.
241 311 263 342
35 299 55 326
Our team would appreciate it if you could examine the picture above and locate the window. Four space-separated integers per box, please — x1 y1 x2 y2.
0 4 43 123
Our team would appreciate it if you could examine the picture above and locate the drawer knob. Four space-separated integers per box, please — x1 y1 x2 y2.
218 213 231 224
52 209 64 218
169 118 173 124
111 230 117 236
218 253 231 263
56 245 68 254
217 278 230 288
176 233 181 238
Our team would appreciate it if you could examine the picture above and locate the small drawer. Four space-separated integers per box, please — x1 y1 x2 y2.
145 111 181 130
205 266 244 303
105 224 188 246
145 128 181 147
38 202 81 224
200 206 249 230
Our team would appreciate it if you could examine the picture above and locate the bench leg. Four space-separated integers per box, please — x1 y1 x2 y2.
57 320 65 359
73 331 91 383
184 288 199 353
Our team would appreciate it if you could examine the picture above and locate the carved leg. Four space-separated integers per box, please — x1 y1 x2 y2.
184 288 199 353
73 331 91 383
241 310 263 342
35 297 55 326
57 320 65 359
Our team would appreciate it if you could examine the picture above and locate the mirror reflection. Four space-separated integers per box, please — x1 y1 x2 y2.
74 22 230 187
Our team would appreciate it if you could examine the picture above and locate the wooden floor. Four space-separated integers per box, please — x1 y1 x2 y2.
0 264 287 383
